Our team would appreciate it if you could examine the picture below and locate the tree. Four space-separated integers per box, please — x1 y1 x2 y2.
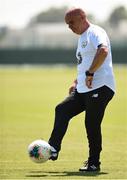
29 7 67 26
109 6 127 26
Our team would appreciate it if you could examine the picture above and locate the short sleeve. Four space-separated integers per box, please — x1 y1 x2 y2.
90 28 108 49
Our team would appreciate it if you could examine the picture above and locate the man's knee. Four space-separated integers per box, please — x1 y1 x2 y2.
55 103 64 114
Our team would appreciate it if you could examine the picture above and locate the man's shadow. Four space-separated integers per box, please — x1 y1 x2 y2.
26 170 108 178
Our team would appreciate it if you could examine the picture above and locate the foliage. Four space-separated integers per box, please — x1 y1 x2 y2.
29 7 67 25
108 6 127 26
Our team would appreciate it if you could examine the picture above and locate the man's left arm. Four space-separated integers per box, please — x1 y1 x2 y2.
85 44 108 89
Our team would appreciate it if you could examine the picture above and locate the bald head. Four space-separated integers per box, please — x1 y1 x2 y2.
65 8 87 22
65 8 90 35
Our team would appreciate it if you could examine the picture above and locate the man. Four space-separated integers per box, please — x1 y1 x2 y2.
48 8 115 172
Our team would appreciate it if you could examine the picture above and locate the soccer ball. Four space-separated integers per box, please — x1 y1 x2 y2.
28 139 51 163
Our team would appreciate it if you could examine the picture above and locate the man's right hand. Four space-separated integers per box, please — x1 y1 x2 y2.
69 79 77 94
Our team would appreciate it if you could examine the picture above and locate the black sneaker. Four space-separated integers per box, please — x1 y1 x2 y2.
49 146 58 161
79 161 100 172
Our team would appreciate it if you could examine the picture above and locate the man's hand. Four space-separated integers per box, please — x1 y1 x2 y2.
69 79 77 94
69 85 76 94
85 76 93 89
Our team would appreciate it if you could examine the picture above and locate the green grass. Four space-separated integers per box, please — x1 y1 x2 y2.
0 65 127 179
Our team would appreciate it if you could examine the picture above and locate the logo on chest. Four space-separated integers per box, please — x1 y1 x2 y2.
81 41 88 48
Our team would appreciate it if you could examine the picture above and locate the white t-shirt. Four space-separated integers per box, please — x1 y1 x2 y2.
76 24 115 93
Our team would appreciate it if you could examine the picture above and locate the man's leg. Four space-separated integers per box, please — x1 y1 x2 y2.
49 90 85 154
79 86 114 171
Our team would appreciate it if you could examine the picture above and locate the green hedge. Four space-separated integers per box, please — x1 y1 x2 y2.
0 47 127 64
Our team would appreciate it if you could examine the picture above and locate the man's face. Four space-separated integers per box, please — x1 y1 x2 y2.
65 14 84 35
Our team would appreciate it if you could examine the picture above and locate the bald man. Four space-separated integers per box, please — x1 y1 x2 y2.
48 8 115 172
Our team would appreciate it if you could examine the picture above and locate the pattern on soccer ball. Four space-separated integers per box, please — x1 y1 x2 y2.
29 145 40 158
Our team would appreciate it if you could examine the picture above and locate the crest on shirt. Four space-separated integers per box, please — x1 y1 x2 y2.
81 41 88 48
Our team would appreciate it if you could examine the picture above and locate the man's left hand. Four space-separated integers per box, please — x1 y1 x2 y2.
85 76 93 89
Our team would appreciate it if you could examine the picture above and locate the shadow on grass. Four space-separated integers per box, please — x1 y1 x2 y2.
26 170 108 178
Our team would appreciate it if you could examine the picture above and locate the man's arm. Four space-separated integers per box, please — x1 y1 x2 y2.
85 45 108 89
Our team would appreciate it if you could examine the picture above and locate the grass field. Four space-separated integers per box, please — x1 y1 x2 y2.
0 65 127 179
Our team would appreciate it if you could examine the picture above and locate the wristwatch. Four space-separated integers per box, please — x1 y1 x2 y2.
85 70 94 76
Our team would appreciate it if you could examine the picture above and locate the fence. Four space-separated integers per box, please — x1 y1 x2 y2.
0 46 127 64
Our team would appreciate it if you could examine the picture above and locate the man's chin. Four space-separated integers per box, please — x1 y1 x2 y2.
72 29 80 34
